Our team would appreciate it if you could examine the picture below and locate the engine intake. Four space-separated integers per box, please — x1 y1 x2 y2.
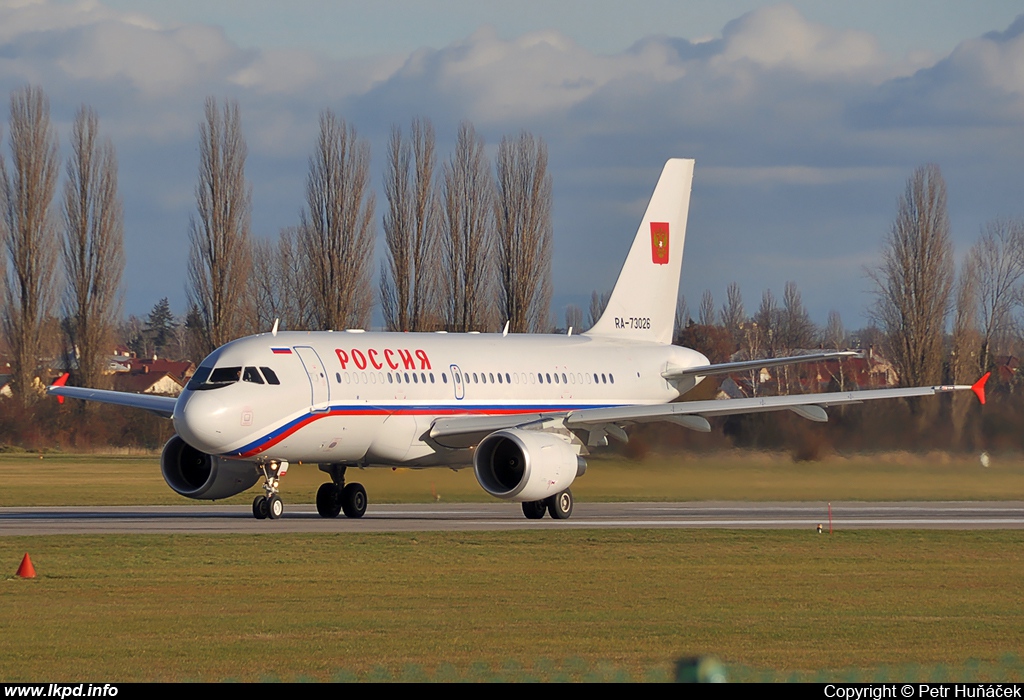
474 429 584 502
160 435 260 500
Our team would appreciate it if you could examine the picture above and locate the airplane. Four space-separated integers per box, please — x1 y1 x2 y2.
47 158 989 521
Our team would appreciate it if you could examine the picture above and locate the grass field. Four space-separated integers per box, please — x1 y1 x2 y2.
2 451 1023 681
3 449 1024 506
2 530 1023 681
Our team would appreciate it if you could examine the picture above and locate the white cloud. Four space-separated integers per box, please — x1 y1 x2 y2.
0 0 1021 324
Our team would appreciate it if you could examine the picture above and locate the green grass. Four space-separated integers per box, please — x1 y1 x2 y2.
1 530 1022 681
2 450 1023 506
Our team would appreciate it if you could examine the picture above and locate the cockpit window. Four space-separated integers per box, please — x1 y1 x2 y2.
187 365 213 389
188 365 242 391
260 367 281 385
243 367 264 384
209 367 242 383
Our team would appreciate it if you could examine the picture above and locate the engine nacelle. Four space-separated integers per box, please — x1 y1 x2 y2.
474 429 585 502
160 435 260 500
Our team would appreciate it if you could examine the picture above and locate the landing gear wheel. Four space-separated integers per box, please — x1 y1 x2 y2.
547 488 573 520
522 500 547 519
316 483 343 518
341 483 367 518
252 496 269 520
267 494 284 520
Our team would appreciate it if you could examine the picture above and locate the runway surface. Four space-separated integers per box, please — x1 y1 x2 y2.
2 501 1024 535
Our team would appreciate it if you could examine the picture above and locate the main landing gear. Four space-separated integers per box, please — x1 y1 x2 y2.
316 464 367 519
521 488 573 520
252 460 289 520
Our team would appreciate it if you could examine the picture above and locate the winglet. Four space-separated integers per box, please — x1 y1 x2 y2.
972 372 990 405
51 373 69 404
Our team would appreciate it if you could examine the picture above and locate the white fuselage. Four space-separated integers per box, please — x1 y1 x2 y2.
172 330 709 466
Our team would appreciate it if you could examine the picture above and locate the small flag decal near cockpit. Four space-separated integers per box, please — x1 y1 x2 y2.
650 222 669 264
271 347 292 355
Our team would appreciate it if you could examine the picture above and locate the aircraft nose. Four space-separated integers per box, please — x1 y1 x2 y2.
173 391 231 453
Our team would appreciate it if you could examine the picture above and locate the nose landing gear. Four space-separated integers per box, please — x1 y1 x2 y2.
252 460 289 520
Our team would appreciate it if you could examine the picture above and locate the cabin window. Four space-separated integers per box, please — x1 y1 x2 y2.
472 373 478 383
412 373 418 384
545 373 551 384
260 367 281 385
562 373 567 384
243 367 264 384
388 373 393 384
489 373 494 383
554 373 559 384
335 372 341 384
429 373 435 384
497 373 502 384
537 373 543 384
601 373 607 384
610 374 615 384
442 373 448 384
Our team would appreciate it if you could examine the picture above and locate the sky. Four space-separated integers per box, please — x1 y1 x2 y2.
1 0 1023 331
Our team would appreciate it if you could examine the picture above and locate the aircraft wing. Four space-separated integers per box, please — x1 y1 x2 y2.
46 384 177 418
429 375 989 448
430 413 553 448
566 382 979 428
663 351 860 381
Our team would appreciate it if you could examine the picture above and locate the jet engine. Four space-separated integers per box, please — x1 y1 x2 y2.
160 435 260 500
473 429 586 502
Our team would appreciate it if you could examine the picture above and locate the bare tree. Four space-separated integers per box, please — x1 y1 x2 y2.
780 281 816 350
564 304 583 332
822 310 849 391
697 289 715 327
441 121 494 332
186 97 252 355
950 254 980 443
300 110 375 331
494 131 552 333
591 289 612 331
823 310 846 349
869 164 954 388
0 86 60 403
720 282 745 346
61 105 124 392
966 219 1024 372
250 226 309 332
381 118 439 331
752 288 780 358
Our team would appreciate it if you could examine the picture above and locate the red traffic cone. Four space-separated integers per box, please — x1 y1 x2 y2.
16 553 35 579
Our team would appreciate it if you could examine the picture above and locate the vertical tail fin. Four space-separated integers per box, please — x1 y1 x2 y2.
585 158 693 345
